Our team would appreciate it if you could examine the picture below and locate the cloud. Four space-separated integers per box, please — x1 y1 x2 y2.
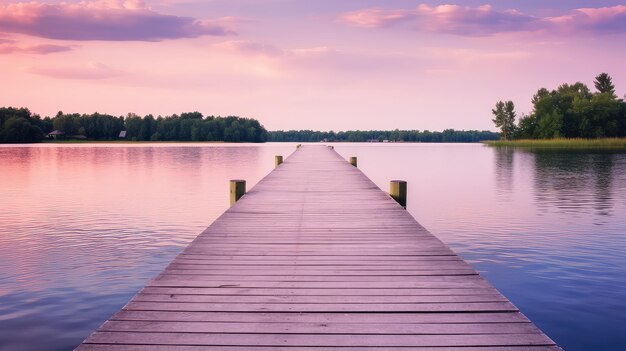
0 1 235 41
342 4 626 36
546 6 626 35
30 62 125 79
342 4 535 36
342 8 415 28
0 43 74 54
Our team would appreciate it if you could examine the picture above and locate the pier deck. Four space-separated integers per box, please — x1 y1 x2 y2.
78 145 559 350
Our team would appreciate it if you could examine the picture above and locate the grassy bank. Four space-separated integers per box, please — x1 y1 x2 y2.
483 138 626 148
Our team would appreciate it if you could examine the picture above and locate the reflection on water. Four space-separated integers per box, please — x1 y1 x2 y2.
0 143 296 351
1 143 626 351
494 146 515 196
333 143 626 351
532 150 617 218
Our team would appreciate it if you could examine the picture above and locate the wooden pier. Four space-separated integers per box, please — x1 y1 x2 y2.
78 145 560 350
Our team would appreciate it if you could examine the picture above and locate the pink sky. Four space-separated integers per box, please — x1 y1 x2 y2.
1 1 626 131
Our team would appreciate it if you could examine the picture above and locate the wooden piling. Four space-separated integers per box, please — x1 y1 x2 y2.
390 180 407 208
275 155 283 167
229 179 246 206
349 156 357 167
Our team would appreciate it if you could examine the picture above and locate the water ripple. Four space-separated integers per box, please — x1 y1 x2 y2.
1 143 626 350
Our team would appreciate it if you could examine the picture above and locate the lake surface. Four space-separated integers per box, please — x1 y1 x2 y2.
1 143 625 350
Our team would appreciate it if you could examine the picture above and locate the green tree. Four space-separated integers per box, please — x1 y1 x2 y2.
515 114 537 139
138 115 154 141
52 113 79 134
537 111 563 138
1 117 44 143
506 73 626 140
492 101 516 140
504 101 516 137
1 107 269 143
124 113 143 139
594 73 616 98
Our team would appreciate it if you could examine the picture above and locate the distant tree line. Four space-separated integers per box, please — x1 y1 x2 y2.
492 73 626 140
1 106 499 144
0 108 268 143
118 112 267 142
268 129 499 143
0 107 47 143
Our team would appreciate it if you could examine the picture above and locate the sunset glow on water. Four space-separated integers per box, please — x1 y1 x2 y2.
1 143 625 350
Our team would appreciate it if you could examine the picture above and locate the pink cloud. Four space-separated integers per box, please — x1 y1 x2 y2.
342 8 415 28
342 4 626 36
0 43 73 54
546 6 626 35
342 4 535 36
0 1 235 41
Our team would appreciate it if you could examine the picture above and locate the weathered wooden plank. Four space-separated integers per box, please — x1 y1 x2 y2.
99 320 541 334
131 293 509 303
123 300 518 312
77 145 559 350
109 311 533 323
83 332 555 347
166 265 470 271
78 345 562 351
138 287 503 296
178 250 457 256
173 256 462 262
167 262 471 269
160 269 478 276
146 279 494 289
152 276 484 283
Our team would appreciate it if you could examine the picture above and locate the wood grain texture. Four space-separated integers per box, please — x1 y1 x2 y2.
76 145 560 350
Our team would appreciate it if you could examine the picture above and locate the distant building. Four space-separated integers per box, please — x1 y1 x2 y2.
119 130 127 138
47 130 65 140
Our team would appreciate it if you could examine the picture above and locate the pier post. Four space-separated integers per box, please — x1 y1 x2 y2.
230 179 246 206
349 157 357 167
275 155 283 167
390 180 407 209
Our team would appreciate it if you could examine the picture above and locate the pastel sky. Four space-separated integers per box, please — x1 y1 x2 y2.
1 0 626 131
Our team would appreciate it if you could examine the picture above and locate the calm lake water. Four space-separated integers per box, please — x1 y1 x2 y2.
1 143 625 350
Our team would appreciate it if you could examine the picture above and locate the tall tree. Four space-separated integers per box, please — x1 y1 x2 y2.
504 101 517 137
594 73 616 98
492 101 516 140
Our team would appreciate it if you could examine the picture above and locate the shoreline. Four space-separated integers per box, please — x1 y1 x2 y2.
39 140 228 144
483 138 626 148
4 140 488 145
